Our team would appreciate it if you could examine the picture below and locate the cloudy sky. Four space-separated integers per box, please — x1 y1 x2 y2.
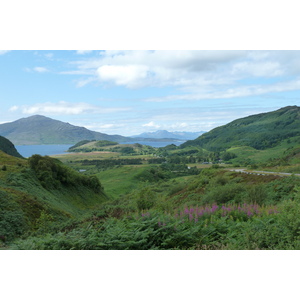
1 50 300 136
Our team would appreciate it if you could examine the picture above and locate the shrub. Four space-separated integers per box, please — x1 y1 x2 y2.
202 183 245 204
136 187 156 211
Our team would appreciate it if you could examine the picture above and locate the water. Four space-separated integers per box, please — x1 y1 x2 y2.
16 144 74 158
16 141 185 158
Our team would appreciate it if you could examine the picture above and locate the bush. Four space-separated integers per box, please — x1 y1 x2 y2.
136 187 156 211
202 183 245 204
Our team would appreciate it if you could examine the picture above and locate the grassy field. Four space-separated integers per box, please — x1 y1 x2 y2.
96 165 152 199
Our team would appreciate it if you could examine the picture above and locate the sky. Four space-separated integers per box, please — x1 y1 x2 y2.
1 50 300 137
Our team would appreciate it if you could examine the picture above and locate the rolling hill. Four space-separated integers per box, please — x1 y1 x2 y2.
0 115 132 145
181 106 300 151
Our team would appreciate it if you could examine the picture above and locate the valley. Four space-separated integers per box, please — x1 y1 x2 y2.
2 106 300 250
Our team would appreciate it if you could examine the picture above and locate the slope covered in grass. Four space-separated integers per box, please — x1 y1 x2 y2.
0 153 108 242
182 106 300 151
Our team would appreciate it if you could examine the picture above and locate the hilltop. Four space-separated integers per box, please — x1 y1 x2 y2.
181 106 300 151
0 115 132 145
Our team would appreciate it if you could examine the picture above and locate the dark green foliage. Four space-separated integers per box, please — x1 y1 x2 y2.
120 147 135 155
135 164 200 183
0 136 23 158
80 158 143 170
135 167 172 182
0 210 26 241
202 183 246 204
136 187 156 211
95 140 118 147
220 152 237 161
0 191 27 241
28 155 104 193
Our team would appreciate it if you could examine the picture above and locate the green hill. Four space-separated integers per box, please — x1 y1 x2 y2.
0 115 132 145
181 106 300 151
0 152 108 242
0 136 23 158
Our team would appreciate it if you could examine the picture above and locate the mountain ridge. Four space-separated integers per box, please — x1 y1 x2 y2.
0 115 132 145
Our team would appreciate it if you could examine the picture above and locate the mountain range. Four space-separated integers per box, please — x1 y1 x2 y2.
1 106 299 150
0 115 203 146
131 130 206 140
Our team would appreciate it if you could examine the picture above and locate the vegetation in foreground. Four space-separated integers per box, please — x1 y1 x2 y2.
3 154 300 250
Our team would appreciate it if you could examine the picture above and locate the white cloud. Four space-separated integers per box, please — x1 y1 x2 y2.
142 121 161 129
85 123 125 132
33 67 49 73
61 50 300 102
66 50 246 89
231 61 283 77
9 105 19 112
13 101 131 116
97 65 149 88
0 50 10 55
76 50 93 55
45 53 54 59
144 77 300 102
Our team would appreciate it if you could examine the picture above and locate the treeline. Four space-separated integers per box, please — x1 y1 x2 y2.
136 163 200 182
80 158 144 170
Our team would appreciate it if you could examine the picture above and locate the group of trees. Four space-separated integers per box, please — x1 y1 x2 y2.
28 155 103 193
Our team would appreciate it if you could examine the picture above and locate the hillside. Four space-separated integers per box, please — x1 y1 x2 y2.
67 140 159 157
0 115 132 145
132 130 206 140
181 106 300 151
0 136 23 158
0 152 108 242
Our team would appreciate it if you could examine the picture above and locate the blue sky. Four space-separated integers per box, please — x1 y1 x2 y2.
1 50 300 136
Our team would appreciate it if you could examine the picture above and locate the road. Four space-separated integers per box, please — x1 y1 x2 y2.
228 168 300 177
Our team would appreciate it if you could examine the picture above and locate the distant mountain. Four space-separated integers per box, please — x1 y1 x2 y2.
0 115 132 145
0 136 23 158
132 130 206 140
181 106 300 151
